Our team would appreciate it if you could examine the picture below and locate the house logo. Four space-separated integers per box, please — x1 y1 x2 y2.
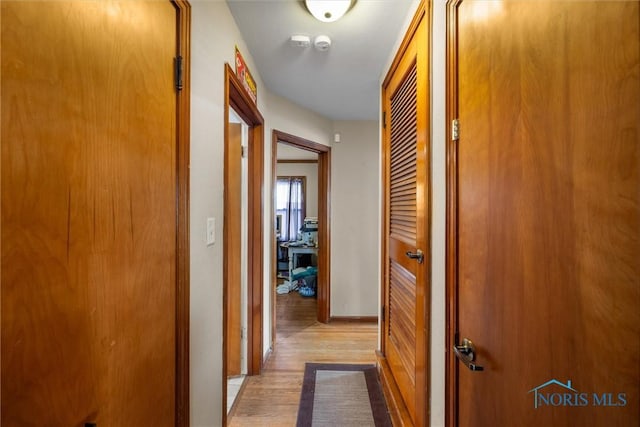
528 379 627 409
528 379 578 409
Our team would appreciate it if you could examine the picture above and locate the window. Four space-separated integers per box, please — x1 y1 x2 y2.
275 177 306 241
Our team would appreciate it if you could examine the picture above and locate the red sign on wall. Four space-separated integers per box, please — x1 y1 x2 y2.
235 46 257 104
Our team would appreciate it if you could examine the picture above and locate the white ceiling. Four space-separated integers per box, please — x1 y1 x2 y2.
226 0 415 121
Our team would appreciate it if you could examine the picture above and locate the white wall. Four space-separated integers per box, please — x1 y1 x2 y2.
430 0 447 427
330 121 380 317
276 162 319 218
431 2 447 425
190 3 334 424
379 1 447 426
262 92 332 361
277 143 318 160
189 0 446 425
190 2 267 425
265 91 334 146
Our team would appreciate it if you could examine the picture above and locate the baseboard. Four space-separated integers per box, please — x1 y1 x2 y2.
376 350 414 427
262 346 273 366
329 316 378 323
226 375 249 420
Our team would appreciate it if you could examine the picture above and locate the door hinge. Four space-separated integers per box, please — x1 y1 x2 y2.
381 305 385 322
241 146 247 158
382 111 387 129
452 118 460 141
174 55 183 91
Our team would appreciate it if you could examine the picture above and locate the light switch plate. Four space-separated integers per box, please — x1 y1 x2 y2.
206 217 215 246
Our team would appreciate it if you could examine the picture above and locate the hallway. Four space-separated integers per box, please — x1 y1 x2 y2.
228 291 378 426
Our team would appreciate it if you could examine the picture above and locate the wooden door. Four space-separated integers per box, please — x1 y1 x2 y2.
226 122 243 377
1 2 181 425
449 1 639 426
381 3 430 426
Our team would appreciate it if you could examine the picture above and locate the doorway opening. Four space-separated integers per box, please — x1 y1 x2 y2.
222 63 264 426
270 130 331 350
226 108 250 414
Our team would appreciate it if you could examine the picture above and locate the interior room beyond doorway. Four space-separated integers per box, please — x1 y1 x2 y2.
275 144 319 300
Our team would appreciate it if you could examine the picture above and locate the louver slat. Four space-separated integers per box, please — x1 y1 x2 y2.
389 63 417 246
386 61 419 399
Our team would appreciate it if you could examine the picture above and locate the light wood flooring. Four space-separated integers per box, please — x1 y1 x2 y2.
228 290 378 426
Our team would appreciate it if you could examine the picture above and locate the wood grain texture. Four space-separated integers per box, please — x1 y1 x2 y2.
329 316 378 323
444 3 460 426
173 1 191 424
380 1 430 425
228 291 378 426
386 64 420 422
223 63 265 425
226 123 243 377
248 123 264 375
449 1 640 426
1 2 180 425
317 151 331 324
377 351 414 427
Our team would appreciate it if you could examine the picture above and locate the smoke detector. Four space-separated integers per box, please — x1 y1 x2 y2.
314 35 331 51
290 35 311 48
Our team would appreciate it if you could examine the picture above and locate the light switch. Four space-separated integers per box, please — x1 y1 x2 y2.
206 217 215 246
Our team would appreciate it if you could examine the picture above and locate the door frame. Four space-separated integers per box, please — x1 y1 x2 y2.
444 1 460 426
222 63 265 424
174 2 191 426
270 129 331 346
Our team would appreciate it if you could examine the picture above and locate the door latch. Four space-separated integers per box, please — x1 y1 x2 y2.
453 337 484 371
405 249 424 264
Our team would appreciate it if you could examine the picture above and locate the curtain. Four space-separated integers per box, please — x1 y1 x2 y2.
276 177 305 241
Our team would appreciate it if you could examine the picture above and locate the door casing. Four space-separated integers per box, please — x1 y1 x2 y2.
222 63 264 426
270 129 331 346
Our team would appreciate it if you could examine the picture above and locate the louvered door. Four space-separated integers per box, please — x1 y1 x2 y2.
381 5 429 426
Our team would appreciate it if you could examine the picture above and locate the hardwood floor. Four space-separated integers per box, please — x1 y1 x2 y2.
228 291 378 426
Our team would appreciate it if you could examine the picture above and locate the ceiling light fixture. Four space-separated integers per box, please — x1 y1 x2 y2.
305 0 353 23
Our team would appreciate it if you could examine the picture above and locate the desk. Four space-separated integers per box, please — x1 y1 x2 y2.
280 242 318 282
